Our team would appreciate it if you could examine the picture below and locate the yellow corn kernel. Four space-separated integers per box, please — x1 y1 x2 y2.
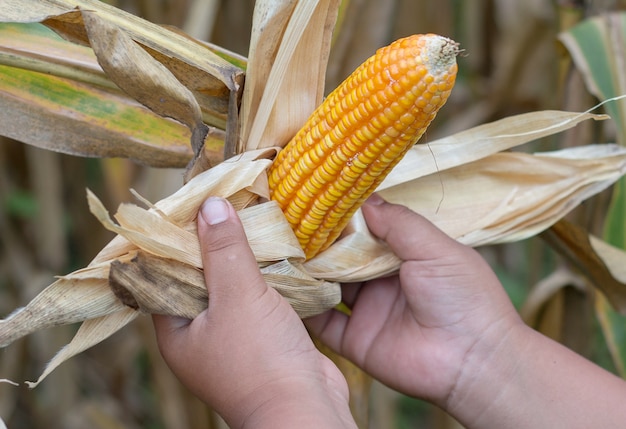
269 34 459 260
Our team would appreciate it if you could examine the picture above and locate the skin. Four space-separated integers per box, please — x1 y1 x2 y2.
154 194 626 428
152 197 356 429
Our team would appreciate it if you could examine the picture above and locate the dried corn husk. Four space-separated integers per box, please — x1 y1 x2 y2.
306 144 626 281
2 109 625 387
240 0 340 153
3 0 626 392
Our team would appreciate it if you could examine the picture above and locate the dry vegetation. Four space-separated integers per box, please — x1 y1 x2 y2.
2 1 626 428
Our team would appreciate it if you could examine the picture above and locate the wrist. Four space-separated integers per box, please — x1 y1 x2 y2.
443 315 531 426
222 373 356 429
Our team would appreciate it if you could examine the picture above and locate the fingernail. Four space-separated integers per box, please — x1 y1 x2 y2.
364 193 385 206
201 197 230 225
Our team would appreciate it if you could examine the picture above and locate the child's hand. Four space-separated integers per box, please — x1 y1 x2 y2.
153 197 356 429
307 195 626 428
306 194 521 406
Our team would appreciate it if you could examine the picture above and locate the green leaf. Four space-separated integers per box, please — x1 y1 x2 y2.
596 292 626 377
605 177 626 249
558 12 626 142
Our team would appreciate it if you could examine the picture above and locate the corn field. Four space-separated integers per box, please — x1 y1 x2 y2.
2 0 626 428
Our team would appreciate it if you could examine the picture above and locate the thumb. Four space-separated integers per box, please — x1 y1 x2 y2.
197 197 267 307
361 194 464 262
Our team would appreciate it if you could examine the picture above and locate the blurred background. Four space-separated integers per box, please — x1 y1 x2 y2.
2 0 626 427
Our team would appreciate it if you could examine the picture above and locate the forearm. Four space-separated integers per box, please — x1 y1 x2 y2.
447 322 626 429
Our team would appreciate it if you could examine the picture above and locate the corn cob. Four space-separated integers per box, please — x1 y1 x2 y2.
268 34 459 259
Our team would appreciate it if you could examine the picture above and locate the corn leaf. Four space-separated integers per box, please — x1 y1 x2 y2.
558 13 626 140
1 0 243 103
596 293 626 377
81 11 209 147
0 22 226 167
1 0 247 164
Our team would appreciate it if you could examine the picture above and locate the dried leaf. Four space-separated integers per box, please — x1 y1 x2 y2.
379 110 609 191
540 218 626 313
0 23 226 167
109 252 207 319
1 0 247 172
25 308 139 388
108 252 340 320
2 0 245 126
82 11 209 151
0 275 126 348
308 144 626 281
240 0 340 152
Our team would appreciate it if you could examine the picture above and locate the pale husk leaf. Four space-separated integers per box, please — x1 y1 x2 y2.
0 275 125 348
1 111 621 386
591 235 626 284
0 147 341 385
305 144 626 282
378 110 609 191
240 0 340 152
25 308 139 388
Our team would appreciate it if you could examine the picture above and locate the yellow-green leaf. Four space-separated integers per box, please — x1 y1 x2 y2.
0 22 226 167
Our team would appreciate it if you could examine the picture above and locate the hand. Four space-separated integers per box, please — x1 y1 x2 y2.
306 194 522 407
308 195 626 429
153 197 355 429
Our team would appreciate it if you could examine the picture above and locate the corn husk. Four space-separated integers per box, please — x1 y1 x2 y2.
2 109 625 387
305 143 626 281
240 0 339 153
3 0 626 390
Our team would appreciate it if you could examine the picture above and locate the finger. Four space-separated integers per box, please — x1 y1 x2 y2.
197 197 267 306
151 314 190 359
337 282 362 310
304 308 350 353
361 193 464 262
152 313 190 334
